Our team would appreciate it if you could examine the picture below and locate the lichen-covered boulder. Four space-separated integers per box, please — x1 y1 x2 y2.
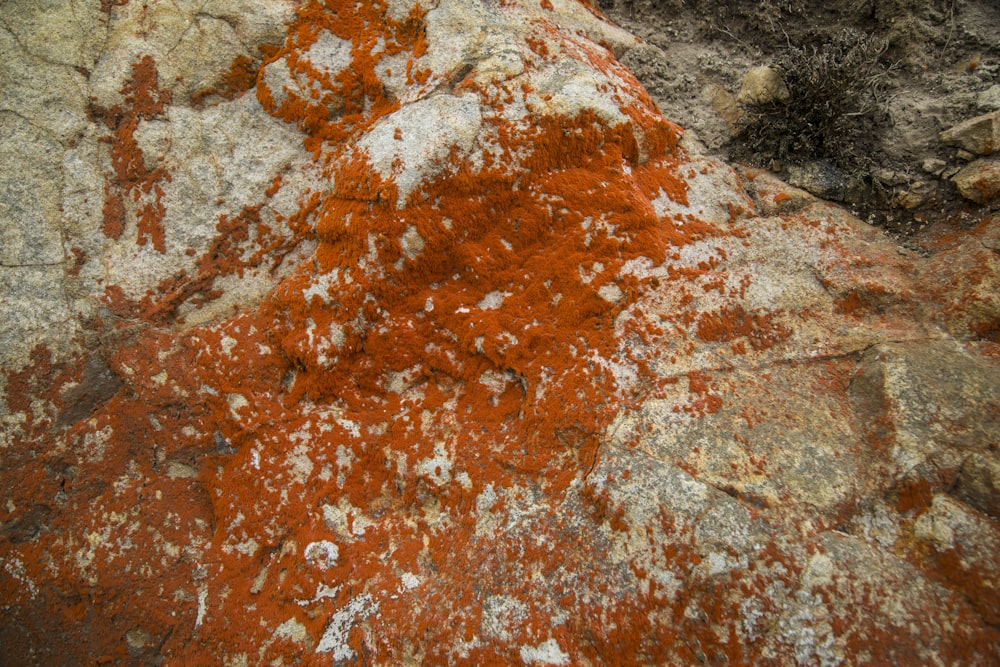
2 0 999 664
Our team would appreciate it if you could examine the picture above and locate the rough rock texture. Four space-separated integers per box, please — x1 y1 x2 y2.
2 1 999 665
941 110 1000 157
953 158 1000 204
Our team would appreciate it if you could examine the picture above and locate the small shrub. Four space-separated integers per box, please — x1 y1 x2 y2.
732 29 893 174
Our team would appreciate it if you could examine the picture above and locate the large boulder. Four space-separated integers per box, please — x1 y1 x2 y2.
1 0 998 664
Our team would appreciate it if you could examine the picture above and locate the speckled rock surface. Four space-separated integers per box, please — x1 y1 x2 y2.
1 1 999 664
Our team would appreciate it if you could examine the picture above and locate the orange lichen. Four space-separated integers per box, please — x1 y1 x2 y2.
256 0 427 152
101 184 125 240
10 1 996 664
695 304 792 351
191 54 259 107
99 55 173 252
896 477 934 515
682 370 723 416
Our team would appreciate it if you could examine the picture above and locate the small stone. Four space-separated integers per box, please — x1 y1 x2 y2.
786 161 860 202
940 110 1000 156
921 158 947 175
952 158 1000 204
125 627 152 650
736 66 790 106
876 169 909 186
977 84 1000 111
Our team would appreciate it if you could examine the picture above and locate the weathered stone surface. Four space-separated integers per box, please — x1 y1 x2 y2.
850 341 1000 512
90 0 296 109
921 217 1000 340
940 109 1000 156
952 157 1000 204
979 84 1000 111
2 1 1000 664
0 114 65 267
910 494 1000 625
786 160 862 202
0 265 77 376
0 27 91 143
0 0 105 69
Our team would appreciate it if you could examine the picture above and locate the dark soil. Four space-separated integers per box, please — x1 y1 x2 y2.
601 0 1000 244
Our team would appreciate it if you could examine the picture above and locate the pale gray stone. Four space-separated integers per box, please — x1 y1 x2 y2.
0 27 90 143
0 264 76 371
0 113 65 266
940 110 1000 156
0 0 105 69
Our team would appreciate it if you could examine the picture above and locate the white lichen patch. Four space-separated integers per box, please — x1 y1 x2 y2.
2 556 39 598
316 594 378 659
478 369 512 396
477 290 509 310
417 440 454 486
226 393 249 420
519 638 570 666
400 572 421 591
481 594 527 642
598 283 623 304
273 617 311 645
322 498 376 540
195 587 208 628
285 444 315 485
304 540 340 569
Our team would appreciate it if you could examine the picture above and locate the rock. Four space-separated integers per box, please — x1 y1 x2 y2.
737 166 816 215
736 65 790 106
920 218 1000 341
0 265 78 373
850 341 1000 514
940 110 1000 156
761 530 993 664
978 84 1000 111
956 452 1000 519
705 82 741 134
921 157 948 175
952 158 1000 204
894 178 938 210
0 0 104 69
910 494 1000 625
2 0 1000 664
0 115 65 267
89 0 296 109
786 160 862 202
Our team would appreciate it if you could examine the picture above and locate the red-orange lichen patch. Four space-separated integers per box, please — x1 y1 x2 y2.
13 1 996 664
3 2 706 654
256 0 428 152
695 304 792 352
191 54 260 107
97 55 173 252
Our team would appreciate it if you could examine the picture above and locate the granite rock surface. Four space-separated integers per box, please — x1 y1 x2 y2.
1 0 998 664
